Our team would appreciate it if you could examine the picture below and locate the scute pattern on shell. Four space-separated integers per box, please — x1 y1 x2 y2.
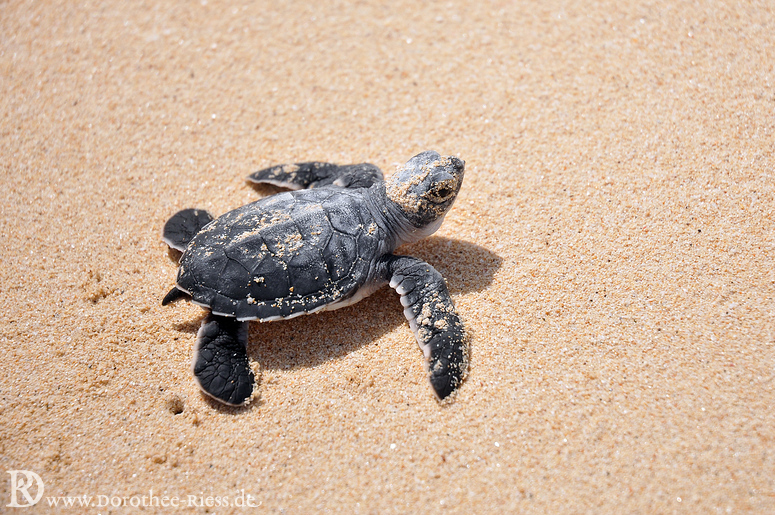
176 187 383 321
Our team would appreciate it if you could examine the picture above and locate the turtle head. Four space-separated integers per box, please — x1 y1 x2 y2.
385 150 465 242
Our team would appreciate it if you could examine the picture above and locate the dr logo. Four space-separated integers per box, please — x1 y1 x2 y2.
6 470 44 508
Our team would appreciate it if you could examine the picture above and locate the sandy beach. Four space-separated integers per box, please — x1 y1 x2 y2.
1 0 774 512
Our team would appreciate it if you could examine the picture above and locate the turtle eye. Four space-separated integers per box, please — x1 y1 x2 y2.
429 183 455 203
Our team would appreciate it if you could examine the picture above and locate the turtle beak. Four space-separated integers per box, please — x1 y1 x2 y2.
449 156 465 171
443 155 465 185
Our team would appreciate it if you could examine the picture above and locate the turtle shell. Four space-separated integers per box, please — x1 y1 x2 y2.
176 187 384 321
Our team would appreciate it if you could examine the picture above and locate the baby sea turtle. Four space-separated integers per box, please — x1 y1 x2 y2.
162 150 468 406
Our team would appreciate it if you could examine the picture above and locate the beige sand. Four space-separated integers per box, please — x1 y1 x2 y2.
1 0 774 512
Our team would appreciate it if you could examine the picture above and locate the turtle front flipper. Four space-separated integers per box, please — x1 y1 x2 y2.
247 162 383 190
192 314 255 406
163 208 214 251
382 255 469 400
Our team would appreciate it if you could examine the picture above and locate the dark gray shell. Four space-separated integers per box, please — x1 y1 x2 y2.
175 187 385 321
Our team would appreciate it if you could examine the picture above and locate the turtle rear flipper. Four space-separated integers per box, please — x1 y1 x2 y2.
247 162 383 190
383 255 469 400
192 315 255 406
163 208 214 251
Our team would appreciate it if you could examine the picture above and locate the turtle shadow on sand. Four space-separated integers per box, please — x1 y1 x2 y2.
171 236 501 378
168 237 500 411
246 237 500 371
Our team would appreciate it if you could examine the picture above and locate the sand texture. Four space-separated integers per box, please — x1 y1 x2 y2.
1 0 774 513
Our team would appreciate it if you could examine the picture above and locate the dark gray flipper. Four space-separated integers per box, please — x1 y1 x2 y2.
383 255 469 400
247 162 383 190
163 208 214 251
192 314 254 406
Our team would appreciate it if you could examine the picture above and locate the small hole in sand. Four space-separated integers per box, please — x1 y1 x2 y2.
166 396 185 415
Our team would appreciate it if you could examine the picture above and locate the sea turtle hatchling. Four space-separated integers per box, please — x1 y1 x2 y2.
161 150 468 406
